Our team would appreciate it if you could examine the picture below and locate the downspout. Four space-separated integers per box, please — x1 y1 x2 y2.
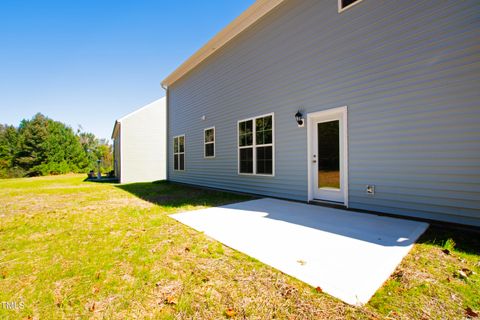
161 83 169 181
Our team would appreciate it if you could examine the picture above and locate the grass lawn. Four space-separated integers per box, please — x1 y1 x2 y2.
0 175 479 319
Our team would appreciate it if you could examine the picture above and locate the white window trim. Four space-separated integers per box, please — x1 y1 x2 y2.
237 112 275 177
173 134 185 171
203 127 215 159
338 0 364 13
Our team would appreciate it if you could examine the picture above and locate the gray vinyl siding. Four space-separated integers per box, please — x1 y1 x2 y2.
168 0 480 226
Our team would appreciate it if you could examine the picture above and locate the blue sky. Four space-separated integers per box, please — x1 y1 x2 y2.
0 0 255 140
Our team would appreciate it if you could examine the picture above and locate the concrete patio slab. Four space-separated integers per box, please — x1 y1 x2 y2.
170 198 428 305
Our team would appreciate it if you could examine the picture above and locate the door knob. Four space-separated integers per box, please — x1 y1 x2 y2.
312 160 317 163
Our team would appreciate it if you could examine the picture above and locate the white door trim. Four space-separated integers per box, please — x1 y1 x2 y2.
307 106 348 207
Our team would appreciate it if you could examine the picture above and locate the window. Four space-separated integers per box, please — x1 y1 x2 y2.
204 127 215 158
238 114 274 175
173 135 185 171
338 0 363 12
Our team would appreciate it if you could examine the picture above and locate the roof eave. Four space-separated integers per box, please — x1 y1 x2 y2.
111 121 120 139
161 0 285 88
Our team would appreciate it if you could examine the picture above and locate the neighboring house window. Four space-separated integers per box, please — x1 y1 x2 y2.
338 0 363 12
238 113 274 175
173 135 185 171
204 127 215 158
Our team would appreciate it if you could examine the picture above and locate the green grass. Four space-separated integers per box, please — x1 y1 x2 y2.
368 226 480 319
0 175 479 319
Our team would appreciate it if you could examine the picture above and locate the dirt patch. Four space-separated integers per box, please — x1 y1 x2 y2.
82 197 153 211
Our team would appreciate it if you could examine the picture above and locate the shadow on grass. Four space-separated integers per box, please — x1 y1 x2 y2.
117 180 479 254
115 180 253 209
416 224 480 256
84 177 119 183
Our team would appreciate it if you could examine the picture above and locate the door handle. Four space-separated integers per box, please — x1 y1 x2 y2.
312 160 317 163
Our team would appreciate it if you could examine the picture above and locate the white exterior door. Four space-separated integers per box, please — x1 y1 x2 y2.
308 107 348 205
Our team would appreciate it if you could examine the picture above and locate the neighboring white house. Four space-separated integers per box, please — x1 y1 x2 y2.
111 97 166 183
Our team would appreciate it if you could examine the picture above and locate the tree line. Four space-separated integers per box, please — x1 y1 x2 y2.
0 113 112 178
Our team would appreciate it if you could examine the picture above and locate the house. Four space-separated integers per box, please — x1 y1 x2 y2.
161 0 480 226
112 97 167 183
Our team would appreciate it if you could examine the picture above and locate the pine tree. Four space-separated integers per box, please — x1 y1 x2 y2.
0 113 112 178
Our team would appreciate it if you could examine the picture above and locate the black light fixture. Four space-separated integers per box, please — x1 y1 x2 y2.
295 110 304 127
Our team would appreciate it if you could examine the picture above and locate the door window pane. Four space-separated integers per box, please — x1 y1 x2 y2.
317 121 340 189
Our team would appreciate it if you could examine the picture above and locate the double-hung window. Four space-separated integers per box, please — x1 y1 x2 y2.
238 114 274 175
204 127 215 158
173 135 185 171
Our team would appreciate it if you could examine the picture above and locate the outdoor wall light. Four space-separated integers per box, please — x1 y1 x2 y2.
295 110 304 127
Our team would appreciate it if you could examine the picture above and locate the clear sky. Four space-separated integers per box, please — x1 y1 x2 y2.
0 0 255 140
